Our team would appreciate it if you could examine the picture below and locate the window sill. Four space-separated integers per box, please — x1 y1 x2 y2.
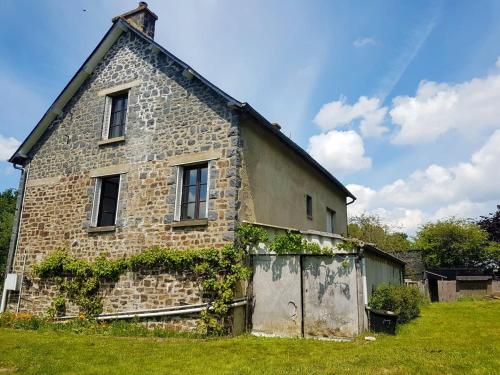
87 226 116 233
307 216 313 221
98 136 125 146
171 219 208 228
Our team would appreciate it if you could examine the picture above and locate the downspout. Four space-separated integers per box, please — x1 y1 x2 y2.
1 162 29 313
345 196 356 237
359 247 368 305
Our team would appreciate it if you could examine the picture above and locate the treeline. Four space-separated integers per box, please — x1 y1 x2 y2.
348 207 500 270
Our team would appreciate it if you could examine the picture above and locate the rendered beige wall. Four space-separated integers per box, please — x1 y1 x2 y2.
239 117 348 234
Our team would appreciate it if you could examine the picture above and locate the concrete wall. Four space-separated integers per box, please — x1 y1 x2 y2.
364 251 404 296
239 117 348 235
250 254 360 338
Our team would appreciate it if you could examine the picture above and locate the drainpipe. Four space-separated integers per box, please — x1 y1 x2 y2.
359 247 368 305
56 299 248 321
1 162 28 313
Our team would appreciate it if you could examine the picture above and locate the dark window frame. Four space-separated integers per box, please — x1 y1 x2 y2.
306 194 313 219
96 175 120 227
108 92 128 139
180 164 208 220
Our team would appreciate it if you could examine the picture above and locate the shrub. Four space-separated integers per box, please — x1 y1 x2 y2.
369 284 425 323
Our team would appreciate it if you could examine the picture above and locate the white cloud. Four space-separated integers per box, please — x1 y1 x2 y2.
353 37 376 48
314 96 388 137
307 130 371 175
347 130 500 233
390 73 500 144
0 135 20 161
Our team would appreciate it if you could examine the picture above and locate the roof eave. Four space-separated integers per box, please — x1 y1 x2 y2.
239 103 356 200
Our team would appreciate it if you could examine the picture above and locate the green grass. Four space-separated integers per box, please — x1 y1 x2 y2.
0 300 498 374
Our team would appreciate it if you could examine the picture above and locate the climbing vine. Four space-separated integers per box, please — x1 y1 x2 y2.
32 223 355 334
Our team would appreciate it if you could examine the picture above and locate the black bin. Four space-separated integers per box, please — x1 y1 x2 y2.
367 308 398 335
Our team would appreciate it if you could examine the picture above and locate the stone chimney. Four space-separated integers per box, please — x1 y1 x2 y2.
112 2 158 39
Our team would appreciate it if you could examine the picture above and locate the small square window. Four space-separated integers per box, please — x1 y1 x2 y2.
306 195 313 219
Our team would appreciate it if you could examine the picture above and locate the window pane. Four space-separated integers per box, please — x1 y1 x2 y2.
186 203 195 219
187 169 197 185
188 186 197 202
199 201 207 218
200 167 208 184
199 184 207 201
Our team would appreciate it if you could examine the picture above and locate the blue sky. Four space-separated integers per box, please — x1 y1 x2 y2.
1 0 500 233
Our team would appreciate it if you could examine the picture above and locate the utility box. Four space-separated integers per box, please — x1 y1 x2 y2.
367 307 398 335
4 273 21 291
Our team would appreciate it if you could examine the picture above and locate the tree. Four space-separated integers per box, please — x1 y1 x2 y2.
348 213 412 252
0 189 18 282
477 205 500 242
414 218 499 269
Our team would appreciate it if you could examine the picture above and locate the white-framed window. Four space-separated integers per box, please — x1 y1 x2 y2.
326 207 336 233
91 175 122 227
102 91 129 140
174 163 210 221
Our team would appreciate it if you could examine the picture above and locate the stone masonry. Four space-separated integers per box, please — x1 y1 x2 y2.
7 30 241 327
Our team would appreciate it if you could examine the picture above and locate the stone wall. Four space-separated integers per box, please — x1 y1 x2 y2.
389 250 425 281
7 30 241 322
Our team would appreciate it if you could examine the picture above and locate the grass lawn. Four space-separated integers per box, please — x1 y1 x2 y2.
0 300 498 374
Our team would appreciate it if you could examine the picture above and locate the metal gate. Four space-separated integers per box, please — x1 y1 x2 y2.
250 254 360 338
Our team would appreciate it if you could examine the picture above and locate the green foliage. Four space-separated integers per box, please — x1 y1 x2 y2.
0 311 203 339
1 301 499 374
33 246 250 335
0 189 17 283
235 223 269 250
348 214 412 252
31 224 351 335
414 218 498 268
477 205 500 242
369 284 425 324
269 230 331 254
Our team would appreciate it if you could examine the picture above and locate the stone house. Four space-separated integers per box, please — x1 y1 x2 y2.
1 3 404 337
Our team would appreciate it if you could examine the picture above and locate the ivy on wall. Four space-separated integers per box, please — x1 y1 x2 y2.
32 224 357 334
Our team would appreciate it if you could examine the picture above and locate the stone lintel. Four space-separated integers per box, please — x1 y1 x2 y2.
168 150 221 166
98 80 142 97
89 164 129 177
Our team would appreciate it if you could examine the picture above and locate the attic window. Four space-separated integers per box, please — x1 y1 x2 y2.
102 91 129 140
